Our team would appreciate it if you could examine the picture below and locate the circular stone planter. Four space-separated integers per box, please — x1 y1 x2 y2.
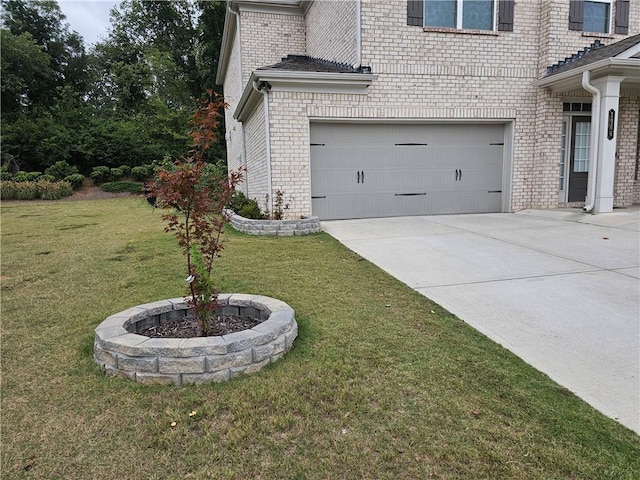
93 294 297 386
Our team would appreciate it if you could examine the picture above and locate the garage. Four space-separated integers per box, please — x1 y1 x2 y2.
310 122 507 220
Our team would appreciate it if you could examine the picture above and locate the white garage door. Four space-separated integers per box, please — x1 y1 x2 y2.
310 123 506 220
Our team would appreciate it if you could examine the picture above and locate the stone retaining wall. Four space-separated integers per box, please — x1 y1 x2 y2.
227 210 321 236
94 294 297 386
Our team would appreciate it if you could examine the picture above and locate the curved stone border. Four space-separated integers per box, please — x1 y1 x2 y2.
93 294 297 386
226 209 321 236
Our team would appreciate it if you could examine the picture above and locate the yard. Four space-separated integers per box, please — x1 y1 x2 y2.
1 197 639 479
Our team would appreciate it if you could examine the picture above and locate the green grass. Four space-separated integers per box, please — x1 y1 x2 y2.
1 197 638 479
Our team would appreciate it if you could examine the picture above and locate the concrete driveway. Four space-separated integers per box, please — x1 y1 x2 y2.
322 208 640 434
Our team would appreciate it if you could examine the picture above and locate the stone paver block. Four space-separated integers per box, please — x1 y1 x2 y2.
118 354 158 373
223 329 272 353
228 294 259 307
206 349 252 372
136 300 174 316
285 323 298 349
179 337 227 356
159 356 205 374
132 338 182 356
99 333 149 356
93 343 117 368
252 338 286 363
95 325 128 341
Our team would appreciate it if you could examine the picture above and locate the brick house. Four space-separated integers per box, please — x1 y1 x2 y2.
216 0 639 220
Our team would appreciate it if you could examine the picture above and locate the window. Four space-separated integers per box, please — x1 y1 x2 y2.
407 0 514 32
568 0 629 34
584 0 611 33
424 0 495 30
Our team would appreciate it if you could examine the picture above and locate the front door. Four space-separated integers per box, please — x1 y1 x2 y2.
567 116 591 202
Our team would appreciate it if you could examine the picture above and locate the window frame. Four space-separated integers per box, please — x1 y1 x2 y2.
423 0 498 32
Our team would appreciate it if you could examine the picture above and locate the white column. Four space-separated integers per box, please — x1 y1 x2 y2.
591 76 625 214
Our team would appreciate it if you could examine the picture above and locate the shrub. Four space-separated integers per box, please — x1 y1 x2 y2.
226 190 265 219
100 181 143 194
0 167 12 181
131 165 150 181
64 173 85 190
110 167 124 181
0 180 73 200
118 165 132 177
90 166 111 185
37 180 73 200
45 161 78 180
39 174 56 182
12 171 30 182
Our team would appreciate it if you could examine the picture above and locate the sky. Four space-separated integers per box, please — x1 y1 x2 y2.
57 0 119 47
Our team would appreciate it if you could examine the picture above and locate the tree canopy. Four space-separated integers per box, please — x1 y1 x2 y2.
0 0 227 174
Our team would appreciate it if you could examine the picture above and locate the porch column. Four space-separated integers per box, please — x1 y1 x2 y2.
590 76 625 213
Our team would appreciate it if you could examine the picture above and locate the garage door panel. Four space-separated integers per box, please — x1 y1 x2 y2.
310 123 506 220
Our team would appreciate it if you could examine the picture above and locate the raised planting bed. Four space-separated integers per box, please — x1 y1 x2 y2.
93 294 297 386
226 209 321 236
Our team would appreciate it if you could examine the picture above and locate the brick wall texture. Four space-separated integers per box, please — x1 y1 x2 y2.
221 0 640 217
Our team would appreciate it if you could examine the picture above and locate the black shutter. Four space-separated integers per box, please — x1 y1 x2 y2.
498 0 515 31
568 0 584 31
615 0 630 34
407 0 423 26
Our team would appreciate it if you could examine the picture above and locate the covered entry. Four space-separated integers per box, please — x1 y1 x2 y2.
310 122 507 220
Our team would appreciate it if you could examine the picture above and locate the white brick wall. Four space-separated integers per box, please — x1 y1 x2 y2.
240 10 306 85
223 25 245 184
615 96 640 206
222 0 640 217
244 99 269 207
306 0 359 66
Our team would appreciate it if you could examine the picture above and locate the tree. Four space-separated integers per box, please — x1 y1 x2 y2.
0 29 53 114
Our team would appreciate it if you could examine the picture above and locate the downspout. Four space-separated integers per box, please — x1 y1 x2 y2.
354 0 361 68
581 70 601 213
253 80 273 214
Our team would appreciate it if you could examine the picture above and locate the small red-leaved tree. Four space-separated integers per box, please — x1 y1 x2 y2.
151 91 243 336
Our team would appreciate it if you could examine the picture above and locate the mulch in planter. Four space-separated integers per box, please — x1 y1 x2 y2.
140 315 262 338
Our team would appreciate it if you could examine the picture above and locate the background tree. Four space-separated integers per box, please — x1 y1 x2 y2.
1 0 228 174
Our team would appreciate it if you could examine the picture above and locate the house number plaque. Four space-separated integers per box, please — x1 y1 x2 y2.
607 109 615 140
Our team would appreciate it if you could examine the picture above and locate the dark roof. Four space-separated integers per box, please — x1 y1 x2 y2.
546 34 640 76
258 55 370 74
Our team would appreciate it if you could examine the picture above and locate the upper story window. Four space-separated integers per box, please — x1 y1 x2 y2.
407 0 515 32
425 0 494 30
569 0 630 35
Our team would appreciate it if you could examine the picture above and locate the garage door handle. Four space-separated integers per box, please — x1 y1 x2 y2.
362 171 364 183
357 171 360 183
455 169 462 181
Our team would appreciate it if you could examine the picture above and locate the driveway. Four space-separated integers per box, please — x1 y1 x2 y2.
322 208 640 434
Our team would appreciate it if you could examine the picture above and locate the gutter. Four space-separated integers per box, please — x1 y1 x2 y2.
581 70 601 213
252 80 274 213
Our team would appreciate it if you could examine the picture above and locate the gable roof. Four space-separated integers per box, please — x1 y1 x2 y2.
537 34 640 93
546 34 640 77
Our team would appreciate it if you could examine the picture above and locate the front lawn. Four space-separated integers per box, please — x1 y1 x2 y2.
1 197 638 479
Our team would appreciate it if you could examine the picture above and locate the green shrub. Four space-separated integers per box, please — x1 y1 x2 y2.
118 165 132 177
45 161 78 180
12 171 30 182
100 181 143 194
227 190 265 219
39 174 56 182
90 166 111 186
110 167 124 181
0 167 12 181
0 180 73 200
64 173 85 190
131 165 150 181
